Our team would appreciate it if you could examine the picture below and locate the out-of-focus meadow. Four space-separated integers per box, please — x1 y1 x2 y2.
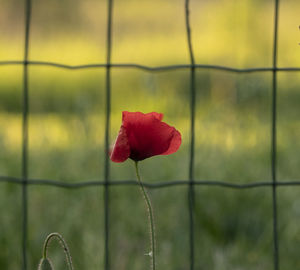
0 0 299 269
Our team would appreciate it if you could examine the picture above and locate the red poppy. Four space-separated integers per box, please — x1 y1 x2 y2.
110 111 181 162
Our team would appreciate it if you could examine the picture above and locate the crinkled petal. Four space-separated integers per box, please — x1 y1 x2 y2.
161 128 182 155
110 126 130 162
122 112 180 161
151 112 163 121
122 111 163 125
111 111 181 162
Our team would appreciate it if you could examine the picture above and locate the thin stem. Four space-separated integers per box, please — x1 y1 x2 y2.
134 161 156 270
42 232 74 270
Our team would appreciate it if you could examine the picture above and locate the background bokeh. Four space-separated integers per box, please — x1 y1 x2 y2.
0 0 299 269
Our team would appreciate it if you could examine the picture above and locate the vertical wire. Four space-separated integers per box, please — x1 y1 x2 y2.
104 0 113 269
185 0 196 269
271 0 280 270
22 0 31 269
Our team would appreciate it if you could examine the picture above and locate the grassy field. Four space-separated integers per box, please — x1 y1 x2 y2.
0 0 300 269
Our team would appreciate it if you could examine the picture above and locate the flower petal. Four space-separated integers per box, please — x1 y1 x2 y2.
122 111 163 125
150 112 163 121
111 111 181 162
161 128 182 155
110 126 130 162
122 112 179 160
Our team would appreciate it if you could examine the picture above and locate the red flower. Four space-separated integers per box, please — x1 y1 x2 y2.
110 111 181 162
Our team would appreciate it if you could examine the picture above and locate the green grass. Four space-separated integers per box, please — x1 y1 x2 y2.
0 69 299 269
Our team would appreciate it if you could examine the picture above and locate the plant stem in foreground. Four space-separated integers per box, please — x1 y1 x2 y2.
134 161 156 270
42 232 74 270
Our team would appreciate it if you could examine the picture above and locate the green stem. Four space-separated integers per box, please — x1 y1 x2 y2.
42 232 74 270
134 161 156 270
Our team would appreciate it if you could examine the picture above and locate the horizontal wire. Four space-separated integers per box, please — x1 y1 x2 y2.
0 60 300 73
0 175 299 189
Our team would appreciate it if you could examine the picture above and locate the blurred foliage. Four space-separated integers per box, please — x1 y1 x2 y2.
0 0 300 269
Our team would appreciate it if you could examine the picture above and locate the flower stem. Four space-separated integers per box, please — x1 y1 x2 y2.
134 161 156 270
42 232 74 270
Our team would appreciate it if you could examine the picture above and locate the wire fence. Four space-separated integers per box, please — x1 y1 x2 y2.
0 0 299 269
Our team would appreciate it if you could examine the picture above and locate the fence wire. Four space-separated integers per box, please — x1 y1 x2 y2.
271 1 280 270
0 0 299 270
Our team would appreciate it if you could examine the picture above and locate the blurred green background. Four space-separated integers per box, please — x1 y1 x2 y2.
0 0 299 269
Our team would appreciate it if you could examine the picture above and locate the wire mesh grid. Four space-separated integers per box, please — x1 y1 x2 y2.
0 0 299 269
